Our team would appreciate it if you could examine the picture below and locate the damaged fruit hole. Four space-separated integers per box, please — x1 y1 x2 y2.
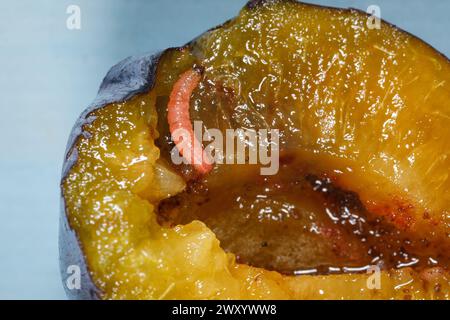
157 153 448 275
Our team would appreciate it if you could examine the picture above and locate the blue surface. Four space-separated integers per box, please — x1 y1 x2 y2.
0 0 448 299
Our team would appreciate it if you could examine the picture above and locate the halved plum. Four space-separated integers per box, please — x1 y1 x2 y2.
60 0 450 299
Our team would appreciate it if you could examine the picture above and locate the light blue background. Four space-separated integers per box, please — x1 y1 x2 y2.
0 0 448 299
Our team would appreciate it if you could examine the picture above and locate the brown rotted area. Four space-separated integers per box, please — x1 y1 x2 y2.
157 152 448 275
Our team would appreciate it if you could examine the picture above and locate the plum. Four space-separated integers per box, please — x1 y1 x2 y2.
60 0 450 299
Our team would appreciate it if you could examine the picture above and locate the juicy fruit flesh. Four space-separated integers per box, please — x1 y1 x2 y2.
62 0 450 299
156 0 450 275
190 1 450 241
